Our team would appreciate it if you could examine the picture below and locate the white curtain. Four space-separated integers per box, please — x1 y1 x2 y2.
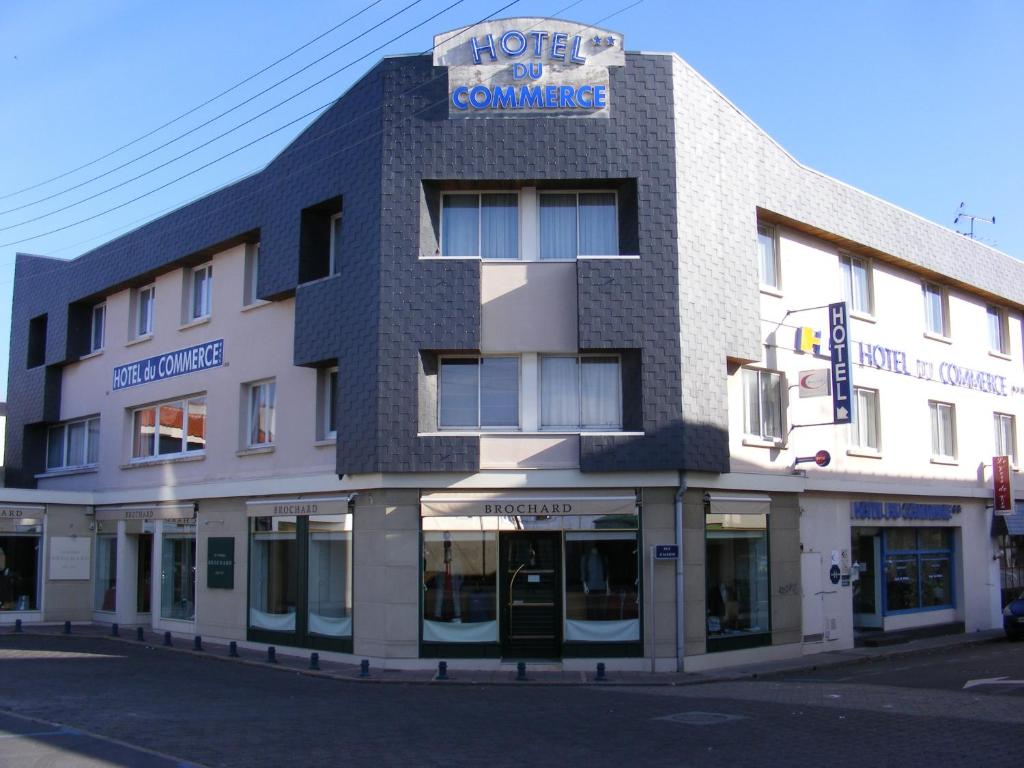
580 357 620 428
579 193 617 255
539 194 577 259
67 421 86 466
851 258 871 312
541 357 579 427
480 194 518 259
442 195 479 257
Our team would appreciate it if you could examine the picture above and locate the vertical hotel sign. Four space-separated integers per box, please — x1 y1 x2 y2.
433 18 625 118
994 455 1012 515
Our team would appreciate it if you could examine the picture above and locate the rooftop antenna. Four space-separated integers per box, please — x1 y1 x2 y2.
954 202 995 240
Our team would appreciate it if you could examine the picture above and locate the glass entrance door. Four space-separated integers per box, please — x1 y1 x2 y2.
500 532 561 659
852 528 882 629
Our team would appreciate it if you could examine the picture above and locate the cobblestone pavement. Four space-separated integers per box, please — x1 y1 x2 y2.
1 633 1022 767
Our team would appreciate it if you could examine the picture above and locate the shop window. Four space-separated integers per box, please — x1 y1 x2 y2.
317 367 338 440
136 534 153 613
133 284 155 338
27 313 47 368
995 412 1017 466
743 368 784 442
928 400 956 460
440 193 519 259
923 282 949 337
883 528 953 612
539 192 617 259
540 355 621 430
706 511 770 651
988 305 1009 354
160 522 196 621
307 515 353 639
131 395 207 461
299 197 342 283
0 521 43 613
839 253 873 315
250 516 298 632
563 531 639 642
757 224 779 290
438 356 519 429
90 303 106 353
94 535 117 612
243 243 261 306
246 379 276 447
47 416 100 471
850 388 880 452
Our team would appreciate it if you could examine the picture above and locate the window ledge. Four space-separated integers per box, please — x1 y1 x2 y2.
79 349 103 361
849 311 877 324
126 334 153 348
121 453 205 470
846 448 882 460
35 465 99 479
988 349 1012 362
929 456 958 466
241 300 272 313
297 274 339 288
313 438 337 447
179 316 211 331
577 254 641 260
923 331 952 345
758 285 784 298
237 445 275 457
417 431 643 438
742 436 785 450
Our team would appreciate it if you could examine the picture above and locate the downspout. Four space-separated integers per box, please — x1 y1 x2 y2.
674 471 687 672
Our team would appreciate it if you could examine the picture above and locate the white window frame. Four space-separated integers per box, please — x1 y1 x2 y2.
135 284 155 338
538 353 623 431
131 395 207 462
439 191 521 260
328 214 342 275
928 400 957 460
850 387 881 452
46 416 100 471
987 305 1009 355
537 190 619 260
839 253 874 316
90 303 106 353
742 367 785 443
189 263 213 321
243 243 260 307
246 379 277 448
995 412 1018 466
437 355 521 430
757 223 780 290
319 366 338 440
923 282 949 338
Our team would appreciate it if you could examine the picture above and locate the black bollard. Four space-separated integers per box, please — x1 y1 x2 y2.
516 661 527 681
14 619 22 634
64 621 71 635
309 652 320 670
163 631 172 647
229 641 239 658
596 662 607 682
111 623 119 637
436 661 449 681
359 659 370 677
267 646 277 664
136 626 144 641
193 636 202 652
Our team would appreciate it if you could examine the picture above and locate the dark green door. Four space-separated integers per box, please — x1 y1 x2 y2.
501 532 561 659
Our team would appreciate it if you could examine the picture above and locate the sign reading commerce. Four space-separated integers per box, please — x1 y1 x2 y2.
433 18 625 118
112 339 224 391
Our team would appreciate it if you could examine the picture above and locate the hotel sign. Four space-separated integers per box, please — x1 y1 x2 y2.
433 18 625 118
994 455 1013 515
850 501 961 522
112 339 224 391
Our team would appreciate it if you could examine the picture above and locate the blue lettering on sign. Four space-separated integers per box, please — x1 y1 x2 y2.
829 302 852 424
451 83 607 112
850 501 961 521
470 29 591 66
112 339 224 391
854 340 1012 398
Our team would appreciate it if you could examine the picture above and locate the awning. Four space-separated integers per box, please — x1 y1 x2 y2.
704 492 771 517
95 504 195 522
420 491 637 518
245 495 356 518
992 503 1024 537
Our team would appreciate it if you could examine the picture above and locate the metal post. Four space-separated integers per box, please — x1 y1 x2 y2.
136 626 144 641
436 661 448 680
596 662 606 682
309 652 320 670
359 659 370 677
64 621 71 635
193 636 202 652
516 661 527 681
267 646 277 664
111 623 119 637
14 619 22 634
163 631 172 647
228 641 239 657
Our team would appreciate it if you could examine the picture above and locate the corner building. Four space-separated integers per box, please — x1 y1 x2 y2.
4 18 1022 671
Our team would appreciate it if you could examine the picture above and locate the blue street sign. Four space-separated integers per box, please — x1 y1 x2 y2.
828 302 852 424
654 544 679 560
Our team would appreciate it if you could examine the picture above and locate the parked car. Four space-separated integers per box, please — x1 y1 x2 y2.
1005 592 1024 640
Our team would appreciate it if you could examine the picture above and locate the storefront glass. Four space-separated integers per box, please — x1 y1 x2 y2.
307 515 352 638
883 527 953 612
94 535 117 612
706 512 770 650
0 523 42 612
160 523 196 621
422 517 498 643
249 516 297 632
564 531 639 642
136 534 152 613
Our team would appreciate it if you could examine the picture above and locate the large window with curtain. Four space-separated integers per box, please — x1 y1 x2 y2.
441 193 519 259
539 192 618 259
540 355 621 430
439 357 519 429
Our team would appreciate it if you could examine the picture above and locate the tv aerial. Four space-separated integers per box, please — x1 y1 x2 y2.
954 202 995 240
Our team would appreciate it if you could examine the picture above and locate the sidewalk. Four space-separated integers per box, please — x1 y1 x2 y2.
7 622 1006 687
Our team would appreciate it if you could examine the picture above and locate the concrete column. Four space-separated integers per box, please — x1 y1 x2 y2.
642 488 677 672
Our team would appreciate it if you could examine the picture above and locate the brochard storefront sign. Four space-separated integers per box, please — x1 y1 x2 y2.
433 18 625 118
112 339 224 391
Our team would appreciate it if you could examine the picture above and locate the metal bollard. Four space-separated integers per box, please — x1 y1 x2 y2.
359 659 370 677
516 661 527 681
64 621 71 635
193 636 202 652
14 619 23 634
111 623 119 638
267 646 277 664
309 652 320 670
163 631 172 647
436 661 449 681
229 641 239 658
596 662 606 682
136 627 144 641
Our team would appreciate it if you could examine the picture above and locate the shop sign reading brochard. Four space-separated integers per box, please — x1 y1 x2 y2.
433 18 625 118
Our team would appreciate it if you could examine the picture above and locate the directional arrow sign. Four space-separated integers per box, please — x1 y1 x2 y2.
828 301 852 424
962 676 1024 690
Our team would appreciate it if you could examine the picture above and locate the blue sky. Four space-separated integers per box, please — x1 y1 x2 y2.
1 0 1021 398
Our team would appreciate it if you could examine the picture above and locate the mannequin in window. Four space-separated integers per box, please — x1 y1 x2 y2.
432 532 462 623
580 544 609 619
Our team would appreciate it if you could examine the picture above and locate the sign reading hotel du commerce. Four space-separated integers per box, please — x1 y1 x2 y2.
433 18 625 118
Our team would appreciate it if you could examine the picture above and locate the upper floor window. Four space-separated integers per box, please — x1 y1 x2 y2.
839 253 873 315
439 356 519 429
540 355 621 429
923 282 949 337
987 305 1009 355
850 387 880 452
318 367 338 440
90 303 106 353
247 379 277 447
132 395 206 460
539 192 617 260
757 224 779 289
928 400 956 460
441 193 519 259
189 264 213 321
134 284 155 338
47 416 99 471
329 214 343 275
743 368 783 442
243 244 260 306
995 412 1017 465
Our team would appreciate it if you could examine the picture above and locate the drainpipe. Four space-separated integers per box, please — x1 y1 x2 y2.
674 471 687 672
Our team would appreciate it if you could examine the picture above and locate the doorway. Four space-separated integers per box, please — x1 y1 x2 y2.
852 528 882 629
500 531 561 659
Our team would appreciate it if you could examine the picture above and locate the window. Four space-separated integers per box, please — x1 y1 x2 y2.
883 528 953 612
743 368 783 442
135 284 155 338
94 535 117 612
923 282 948 337
243 244 260 306
539 192 617 259
839 253 873 315
27 313 47 368
995 412 1017 465
928 401 956 460
90 303 105 352
189 264 212 321
706 510 770 651
441 193 519 259
160 521 196 621
247 380 277 447
422 518 498 644
47 416 100 471
850 387 880 451
987 305 1009 354
0 520 43 612
439 357 519 429
540 355 621 430
328 214 342 275
318 367 338 440
757 224 779 289
132 396 207 460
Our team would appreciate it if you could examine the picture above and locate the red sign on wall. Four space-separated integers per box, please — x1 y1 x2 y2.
993 455 1012 515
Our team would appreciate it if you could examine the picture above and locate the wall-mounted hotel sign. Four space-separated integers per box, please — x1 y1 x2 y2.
433 18 625 118
112 339 224 391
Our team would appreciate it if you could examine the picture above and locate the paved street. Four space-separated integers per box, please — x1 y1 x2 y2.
1 633 1022 767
